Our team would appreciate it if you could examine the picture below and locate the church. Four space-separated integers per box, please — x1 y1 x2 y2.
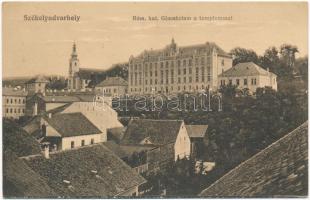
67 43 106 91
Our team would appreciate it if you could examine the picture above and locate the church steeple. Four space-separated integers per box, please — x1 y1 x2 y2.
170 37 177 52
71 43 78 58
69 42 80 76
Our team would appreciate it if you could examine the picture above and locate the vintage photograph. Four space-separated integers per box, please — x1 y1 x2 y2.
2 2 308 198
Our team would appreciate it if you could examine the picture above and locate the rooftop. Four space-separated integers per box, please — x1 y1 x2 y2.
121 119 183 145
43 112 102 137
96 77 128 87
3 119 42 157
3 151 56 198
199 122 308 197
3 87 28 97
219 62 277 77
132 40 231 59
186 125 208 138
22 144 146 197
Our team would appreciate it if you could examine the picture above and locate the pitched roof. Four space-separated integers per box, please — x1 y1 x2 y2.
41 95 81 103
22 144 146 197
121 119 183 145
103 141 156 159
3 119 42 157
43 113 102 137
103 141 128 159
77 68 106 80
3 87 28 96
3 151 56 198
134 41 230 59
199 122 308 197
40 94 97 103
96 77 128 87
219 62 276 77
186 125 208 138
25 75 49 84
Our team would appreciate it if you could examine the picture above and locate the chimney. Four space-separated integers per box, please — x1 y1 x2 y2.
42 143 50 159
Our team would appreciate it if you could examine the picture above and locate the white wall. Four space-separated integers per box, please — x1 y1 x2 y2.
61 133 102 150
174 122 191 161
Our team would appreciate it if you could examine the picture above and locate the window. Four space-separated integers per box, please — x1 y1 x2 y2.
178 77 181 83
189 77 192 83
183 60 186 66
251 78 257 85
201 67 205 82
189 68 192 74
6 108 8 113
178 68 181 75
14 99 17 103
183 77 186 83
10 99 12 104
183 68 186 75
160 62 164 68
6 99 9 104
81 140 85 146
71 141 75 149
201 57 205 65
236 79 240 85
244 79 248 85
196 68 199 82
166 61 169 67
189 59 192 66
177 60 181 67
229 79 232 85
22 109 25 113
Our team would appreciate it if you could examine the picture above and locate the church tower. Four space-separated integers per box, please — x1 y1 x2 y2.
68 43 80 90
69 43 79 75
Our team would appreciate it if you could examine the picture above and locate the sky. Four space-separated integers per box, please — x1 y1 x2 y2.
3 2 308 77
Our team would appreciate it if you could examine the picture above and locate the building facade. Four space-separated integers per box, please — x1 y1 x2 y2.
128 39 232 94
25 75 49 95
3 87 28 119
95 77 128 97
218 62 278 94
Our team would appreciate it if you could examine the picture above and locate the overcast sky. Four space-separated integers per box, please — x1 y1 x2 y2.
3 2 308 77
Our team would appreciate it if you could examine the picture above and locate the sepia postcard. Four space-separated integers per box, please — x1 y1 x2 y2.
2 2 308 198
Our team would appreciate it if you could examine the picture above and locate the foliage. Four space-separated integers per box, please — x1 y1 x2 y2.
46 76 67 90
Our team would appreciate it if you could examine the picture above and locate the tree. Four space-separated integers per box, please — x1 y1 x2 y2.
219 84 237 99
280 44 299 68
230 47 259 66
259 46 280 71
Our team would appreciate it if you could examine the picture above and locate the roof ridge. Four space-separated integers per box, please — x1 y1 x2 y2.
199 121 308 195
